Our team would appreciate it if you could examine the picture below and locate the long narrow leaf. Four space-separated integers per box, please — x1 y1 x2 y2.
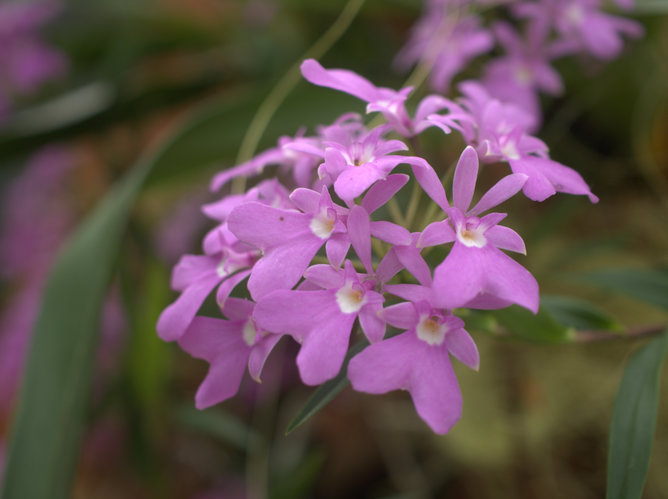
607 330 668 499
576 268 668 311
0 94 260 499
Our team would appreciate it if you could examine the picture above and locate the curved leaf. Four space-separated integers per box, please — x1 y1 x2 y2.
541 295 623 332
0 94 262 499
607 330 668 499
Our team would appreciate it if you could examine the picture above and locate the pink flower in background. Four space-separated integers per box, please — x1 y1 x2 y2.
0 1 66 119
396 6 493 93
481 21 563 126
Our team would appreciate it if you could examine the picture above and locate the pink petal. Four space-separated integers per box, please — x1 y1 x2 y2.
470 173 528 215
432 243 485 309
228 203 310 250
347 205 373 273
253 289 334 341
326 234 351 268
334 164 386 201
361 173 409 214
215 269 251 306
359 303 386 343
381 302 417 330
194 355 248 409
247 234 323 300
409 346 462 434
375 249 404 284
370 221 412 245
485 225 526 254
394 245 432 286
480 247 539 313
157 274 222 341
171 254 219 291
304 264 343 289
452 146 479 211
385 283 432 303
418 220 456 248
247 334 283 382
290 187 321 213
297 312 357 385
509 158 556 202
445 328 479 370
178 316 247 362
408 157 449 210
348 332 419 393
300 59 378 102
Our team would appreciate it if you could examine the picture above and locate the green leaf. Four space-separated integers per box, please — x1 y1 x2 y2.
173 405 262 451
0 93 266 499
541 295 623 332
635 0 668 13
576 268 668 312
607 330 668 499
270 451 326 499
491 304 573 344
286 340 367 434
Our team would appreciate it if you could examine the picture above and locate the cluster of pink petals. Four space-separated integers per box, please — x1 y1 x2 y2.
397 0 642 128
158 54 603 434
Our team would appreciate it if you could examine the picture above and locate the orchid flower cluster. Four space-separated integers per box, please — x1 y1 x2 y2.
157 0 641 434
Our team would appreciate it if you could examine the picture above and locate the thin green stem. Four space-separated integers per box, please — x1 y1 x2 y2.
234 0 366 185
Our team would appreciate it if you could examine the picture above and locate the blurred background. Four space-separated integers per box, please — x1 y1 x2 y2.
0 0 667 498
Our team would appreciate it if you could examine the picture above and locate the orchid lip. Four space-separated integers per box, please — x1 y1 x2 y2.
242 318 258 347
336 281 367 314
416 314 447 346
310 209 336 239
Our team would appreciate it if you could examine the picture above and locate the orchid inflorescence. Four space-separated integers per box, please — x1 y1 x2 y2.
157 0 640 434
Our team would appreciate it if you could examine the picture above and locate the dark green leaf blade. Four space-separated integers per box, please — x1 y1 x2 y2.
576 268 668 311
607 330 668 499
491 304 573 344
0 164 149 499
0 93 265 499
541 295 623 332
286 340 367 434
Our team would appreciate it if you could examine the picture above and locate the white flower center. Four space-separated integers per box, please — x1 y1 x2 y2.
416 315 447 346
501 140 521 160
457 224 487 248
310 209 335 239
242 318 258 347
335 282 366 314
566 4 584 25
514 66 533 86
